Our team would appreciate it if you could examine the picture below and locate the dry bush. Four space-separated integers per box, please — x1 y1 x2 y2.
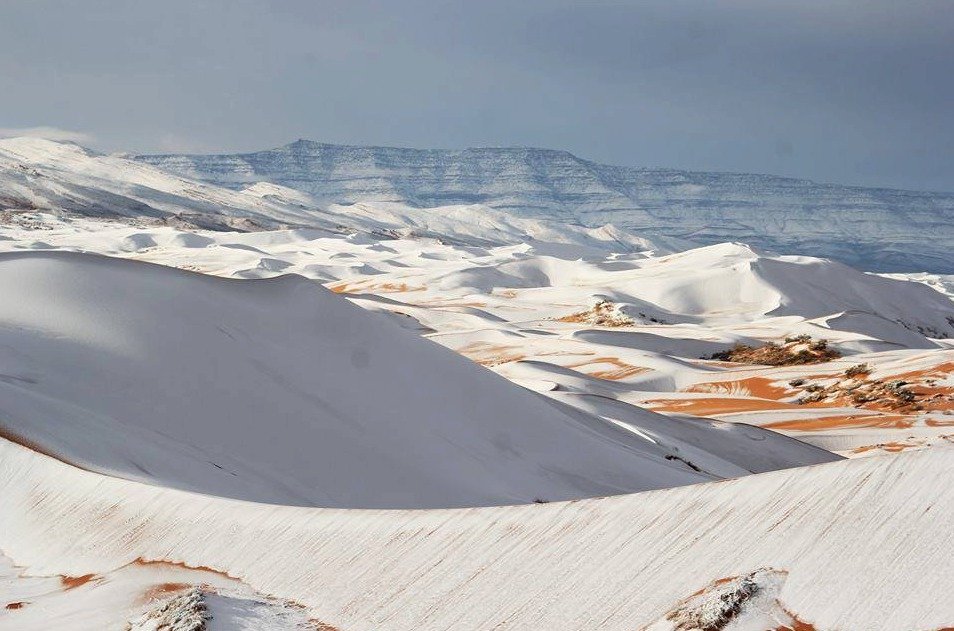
707 338 840 366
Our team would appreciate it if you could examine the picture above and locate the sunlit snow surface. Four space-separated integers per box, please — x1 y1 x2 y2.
1 137 953 629
2 438 953 630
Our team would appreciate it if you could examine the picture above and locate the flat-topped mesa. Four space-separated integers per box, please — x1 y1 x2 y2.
135 139 954 273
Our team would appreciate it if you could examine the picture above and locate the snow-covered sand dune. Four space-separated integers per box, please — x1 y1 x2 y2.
0 250 840 509
1 437 952 630
1 211 951 457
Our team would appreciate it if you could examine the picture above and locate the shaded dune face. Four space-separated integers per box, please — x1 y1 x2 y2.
0 251 733 509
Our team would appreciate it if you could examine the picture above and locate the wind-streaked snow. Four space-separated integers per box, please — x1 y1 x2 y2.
1 438 952 630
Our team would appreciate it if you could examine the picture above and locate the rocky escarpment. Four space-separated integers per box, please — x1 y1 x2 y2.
136 140 954 272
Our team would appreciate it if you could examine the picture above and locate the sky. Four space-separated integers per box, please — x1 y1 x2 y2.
1 0 952 192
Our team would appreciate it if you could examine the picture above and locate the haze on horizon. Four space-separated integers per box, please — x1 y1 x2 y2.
1 0 952 192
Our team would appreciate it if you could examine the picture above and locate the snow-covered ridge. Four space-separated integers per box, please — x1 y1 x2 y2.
0 136 329 231
0 137 683 256
1 437 951 630
135 139 954 272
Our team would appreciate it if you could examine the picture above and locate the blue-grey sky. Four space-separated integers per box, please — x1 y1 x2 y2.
1 0 952 191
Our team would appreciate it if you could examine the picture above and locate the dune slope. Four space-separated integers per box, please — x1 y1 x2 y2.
0 250 828 509
0 438 951 630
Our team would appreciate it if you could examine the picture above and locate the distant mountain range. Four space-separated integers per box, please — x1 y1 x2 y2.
135 139 954 273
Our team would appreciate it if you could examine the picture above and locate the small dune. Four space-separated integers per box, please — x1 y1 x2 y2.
457 342 526 367
566 356 649 381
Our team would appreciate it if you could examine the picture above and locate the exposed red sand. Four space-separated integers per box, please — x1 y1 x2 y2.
655 571 816 631
423 300 487 308
693 359 751 368
329 281 425 294
685 377 791 400
775 606 819 631
60 573 98 590
648 397 803 416
131 558 237 581
851 441 918 455
898 363 954 412
803 362 954 414
139 582 191 604
775 620 818 630
765 414 914 432
565 356 649 381
666 361 954 430
132 560 341 629
891 361 954 382
457 342 526 366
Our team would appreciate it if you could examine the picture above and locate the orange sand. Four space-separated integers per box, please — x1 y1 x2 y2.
685 376 791 400
565 356 649 381
766 414 913 431
457 342 526 367
60 574 98 590
330 281 425 294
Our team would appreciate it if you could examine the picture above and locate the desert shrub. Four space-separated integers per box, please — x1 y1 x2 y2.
706 338 840 366
785 334 812 343
845 363 870 378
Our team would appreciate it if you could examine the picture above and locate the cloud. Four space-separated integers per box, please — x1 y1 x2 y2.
0 126 94 144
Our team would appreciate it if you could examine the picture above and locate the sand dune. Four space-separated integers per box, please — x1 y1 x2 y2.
1 437 951 630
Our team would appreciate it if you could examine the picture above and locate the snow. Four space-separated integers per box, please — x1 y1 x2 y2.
5 250 770 509
2 242 869 509
0 547 314 630
135 138 954 273
1 136 954 628
1 209 951 460
1 438 952 630
0 137 686 257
